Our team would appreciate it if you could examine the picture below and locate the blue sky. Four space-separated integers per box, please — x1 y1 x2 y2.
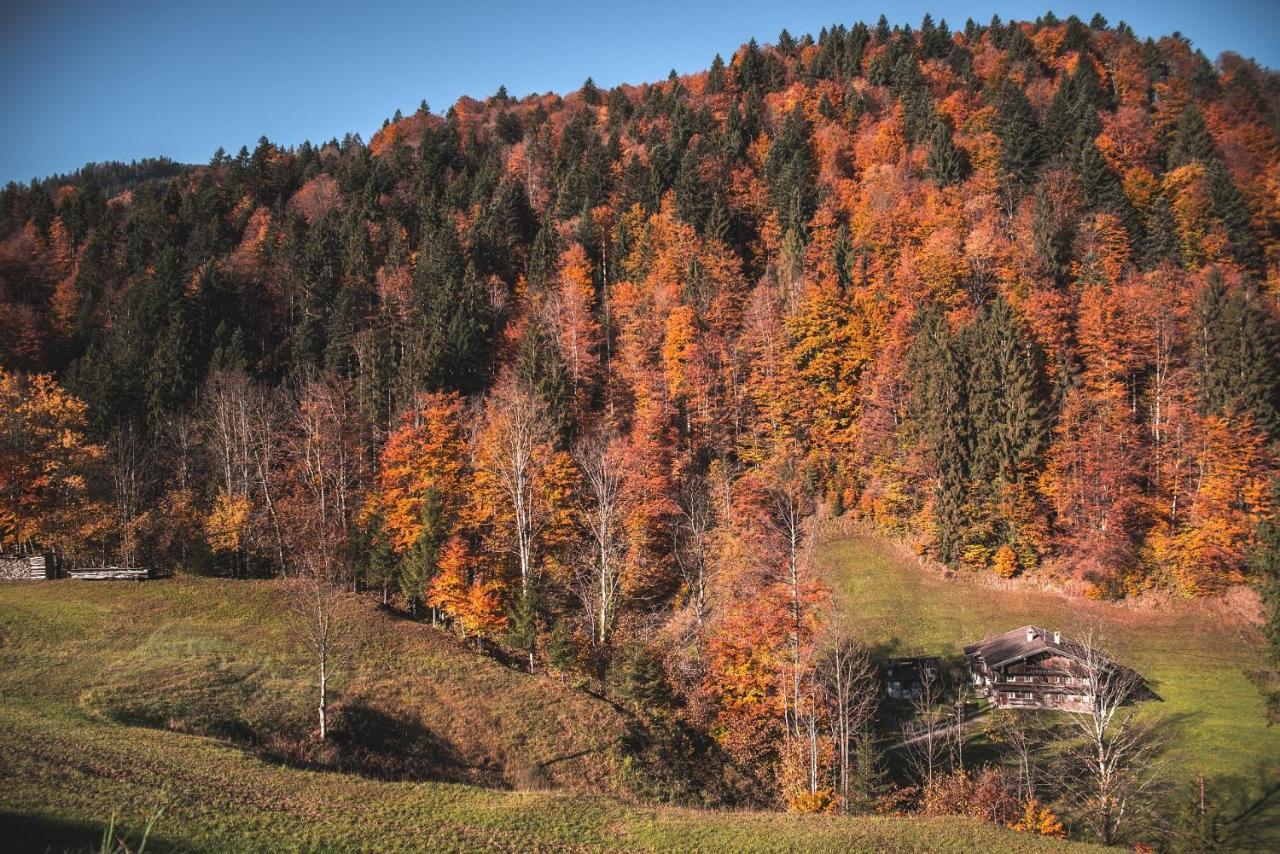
2 1 1277 185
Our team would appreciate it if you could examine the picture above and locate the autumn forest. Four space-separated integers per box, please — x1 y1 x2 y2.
2 10 1280 844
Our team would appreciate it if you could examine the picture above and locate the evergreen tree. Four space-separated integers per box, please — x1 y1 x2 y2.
706 54 726 94
1196 271 1280 436
995 83 1043 187
1167 104 1217 170
967 297 1048 488
401 491 445 617
1252 492 1280 722
516 314 572 445
926 120 968 187
764 104 818 236
507 581 539 673
546 618 580 677
364 514 398 605
911 309 970 563
1206 161 1261 271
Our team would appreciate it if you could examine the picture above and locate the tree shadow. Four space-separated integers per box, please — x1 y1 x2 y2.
255 701 491 785
0 810 184 854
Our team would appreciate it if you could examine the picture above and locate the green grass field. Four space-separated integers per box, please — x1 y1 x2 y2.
823 531 1280 780
0 572 1098 852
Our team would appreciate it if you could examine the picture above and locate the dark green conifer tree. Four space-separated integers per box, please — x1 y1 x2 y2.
910 309 970 564
995 83 1043 186
926 120 968 187
1196 271 1280 436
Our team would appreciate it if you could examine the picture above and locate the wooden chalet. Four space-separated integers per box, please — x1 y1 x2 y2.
964 625 1131 712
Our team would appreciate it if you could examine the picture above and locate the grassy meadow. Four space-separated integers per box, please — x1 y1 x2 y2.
0 572 1099 852
823 531 1280 780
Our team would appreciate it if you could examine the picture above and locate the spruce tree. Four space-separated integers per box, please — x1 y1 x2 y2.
400 491 445 618
707 54 726 94
765 104 817 237
926 120 967 187
1252 495 1280 722
967 297 1047 488
911 309 970 564
1167 104 1217 169
1206 161 1261 271
507 582 539 673
1196 271 1280 436
995 83 1043 186
516 314 572 445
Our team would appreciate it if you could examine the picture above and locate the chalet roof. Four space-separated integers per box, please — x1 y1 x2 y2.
963 625 1092 669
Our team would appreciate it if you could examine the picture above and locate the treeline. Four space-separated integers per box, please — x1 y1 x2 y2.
2 10 1280 834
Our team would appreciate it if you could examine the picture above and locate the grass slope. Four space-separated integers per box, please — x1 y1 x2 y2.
0 576 624 791
0 575 1098 852
823 531 1280 779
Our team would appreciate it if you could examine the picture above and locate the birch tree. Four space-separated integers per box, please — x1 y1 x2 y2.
1062 630 1166 845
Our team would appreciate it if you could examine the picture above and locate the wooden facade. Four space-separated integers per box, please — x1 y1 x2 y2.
964 626 1096 712
882 656 941 700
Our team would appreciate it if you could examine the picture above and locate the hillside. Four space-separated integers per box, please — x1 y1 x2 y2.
2 10 1280 843
0 576 629 793
822 529 1280 780
0 575 1098 853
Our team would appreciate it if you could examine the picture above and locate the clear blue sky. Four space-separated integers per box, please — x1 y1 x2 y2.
2 1 1277 185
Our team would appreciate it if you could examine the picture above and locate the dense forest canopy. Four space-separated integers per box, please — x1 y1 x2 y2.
2 10 1280 820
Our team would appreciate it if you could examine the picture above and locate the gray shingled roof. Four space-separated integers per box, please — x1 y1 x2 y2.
963 625 1092 668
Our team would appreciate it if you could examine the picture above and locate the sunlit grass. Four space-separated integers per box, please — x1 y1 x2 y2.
822 532 1280 778
0 574 1099 852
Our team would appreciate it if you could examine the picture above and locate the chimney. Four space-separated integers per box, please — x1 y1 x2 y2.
1026 627 1036 643
1053 630 1061 644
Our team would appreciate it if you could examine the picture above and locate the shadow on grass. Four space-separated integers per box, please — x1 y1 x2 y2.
253 701 496 786
0 810 182 854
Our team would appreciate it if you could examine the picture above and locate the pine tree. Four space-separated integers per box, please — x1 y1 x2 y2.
1252 492 1280 722
926 120 968 187
911 309 970 563
1167 104 1217 170
400 491 445 617
996 83 1043 187
1197 272 1280 436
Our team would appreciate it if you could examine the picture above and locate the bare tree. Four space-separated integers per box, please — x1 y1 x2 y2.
817 624 878 812
1062 630 1167 846
763 446 817 742
901 666 949 790
572 430 625 646
287 568 353 741
947 681 972 772
202 370 287 576
673 471 715 629
108 424 149 567
986 708 1051 803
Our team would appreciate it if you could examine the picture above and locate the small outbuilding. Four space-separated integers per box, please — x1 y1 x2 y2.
882 656 942 700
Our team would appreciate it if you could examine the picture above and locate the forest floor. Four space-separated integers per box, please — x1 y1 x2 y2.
823 530 1280 781
0 573 1098 852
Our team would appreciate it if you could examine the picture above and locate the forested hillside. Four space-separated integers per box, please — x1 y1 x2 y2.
2 10 1279 828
